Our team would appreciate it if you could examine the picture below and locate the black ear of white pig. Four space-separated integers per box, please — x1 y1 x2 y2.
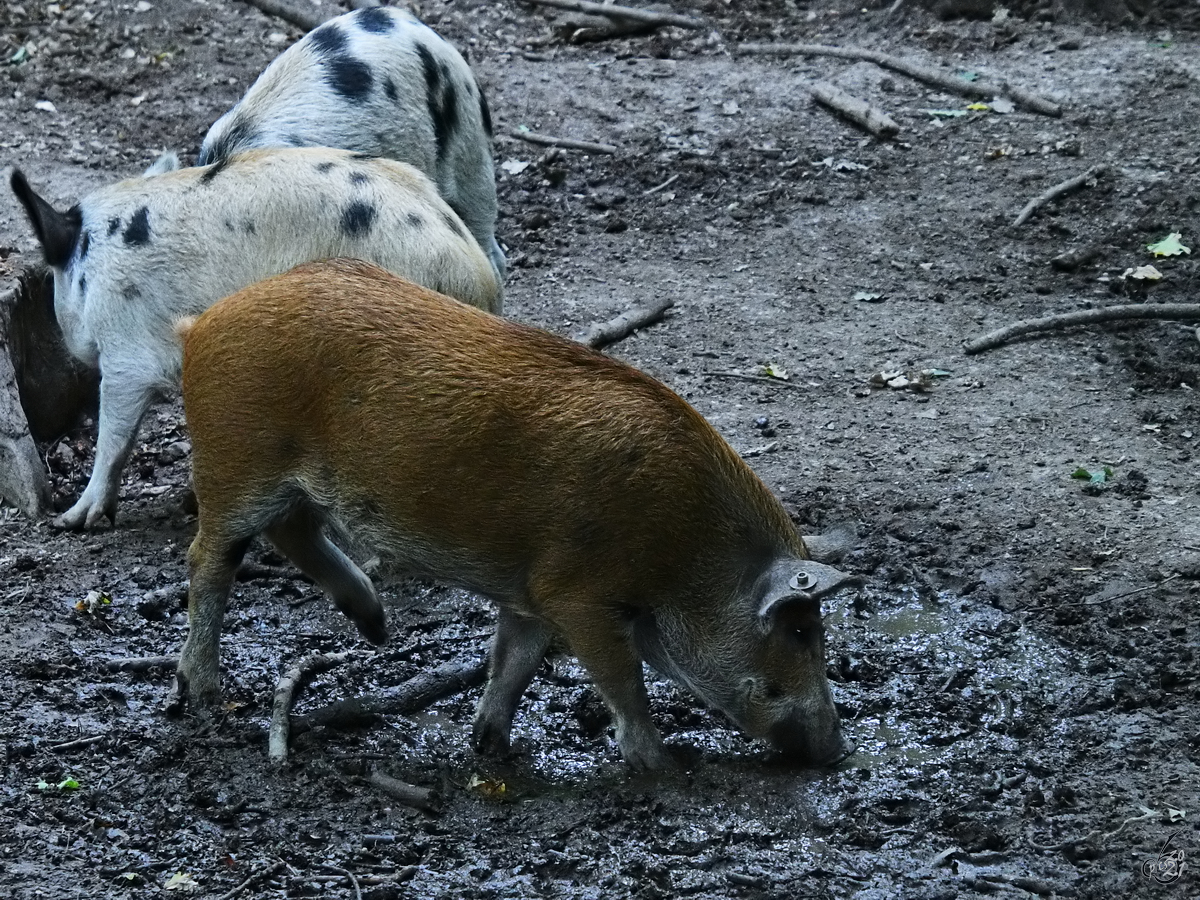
10 170 82 269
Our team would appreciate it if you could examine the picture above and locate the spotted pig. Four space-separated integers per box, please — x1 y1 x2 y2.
10 147 500 531
196 6 505 280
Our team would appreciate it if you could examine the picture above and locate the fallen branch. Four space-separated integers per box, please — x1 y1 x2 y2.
552 11 655 43
50 734 105 752
100 655 178 673
215 859 288 900
368 770 439 814
523 0 706 29
963 302 1200 355
1012 165 1106 227
643 174 680 195
581 299 674 349
509 130 616 154
802 77 899 139
738 43 1061 117
290 658 487 736
239 0 325 31
269 650 359 763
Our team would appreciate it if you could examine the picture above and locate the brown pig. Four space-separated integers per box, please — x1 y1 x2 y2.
174 258 858 770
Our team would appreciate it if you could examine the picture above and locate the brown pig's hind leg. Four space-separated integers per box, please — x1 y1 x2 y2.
264 505 388 646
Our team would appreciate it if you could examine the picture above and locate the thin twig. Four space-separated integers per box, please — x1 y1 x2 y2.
50 734 105 752
522 0 706 29
509 130 616 154
704 371 809 390
320 865 362 900
737 42 1061 117
963 302 1200 355
1030 808 1158 852
1080 574 1181 606
238 0 325 31
269 650 359 763
100 655 178 673
368 770 439 814
580 299 674 349
802 77 899 139
1013 165 1106 227
643 174 680 195
215 859 288 900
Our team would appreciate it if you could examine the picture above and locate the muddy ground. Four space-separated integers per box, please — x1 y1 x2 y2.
1 0 1198 897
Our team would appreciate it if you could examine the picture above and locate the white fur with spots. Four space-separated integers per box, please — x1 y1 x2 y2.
197 6 505 280
10 147 500 530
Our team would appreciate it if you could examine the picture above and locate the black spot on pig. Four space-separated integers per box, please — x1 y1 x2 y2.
199 156 230 185
107 217 120 236
349 171 370 186
315 161 336 174
123 207 151 246
341 201 376 237
224 220 236 232
355 6 394 33
78 231 90 259
325 54 373 102
122 284 142 301
479 90 493 137
407 213 424 229
416 44 459 161
78 274 86 296
440 209 467 241
285 134 307 147
384 76 398 102
308 22 348 55
242 220 257 235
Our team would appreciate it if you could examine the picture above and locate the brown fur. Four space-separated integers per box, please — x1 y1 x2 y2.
176 259 852 769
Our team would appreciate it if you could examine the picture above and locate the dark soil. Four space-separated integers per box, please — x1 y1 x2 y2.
2 1 1199 898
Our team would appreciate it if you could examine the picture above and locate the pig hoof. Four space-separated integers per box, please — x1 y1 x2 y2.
620 741 676 773
51 498 115 531
469 719 512 757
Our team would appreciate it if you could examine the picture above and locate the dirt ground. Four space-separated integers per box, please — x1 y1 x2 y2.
1 0 1198 897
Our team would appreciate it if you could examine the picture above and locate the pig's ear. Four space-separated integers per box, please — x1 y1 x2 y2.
758 560 861 625
10 169 81 268
800 522 857 563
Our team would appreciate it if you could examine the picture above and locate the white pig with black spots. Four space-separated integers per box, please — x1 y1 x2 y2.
9 147 500 531
197 6 506 281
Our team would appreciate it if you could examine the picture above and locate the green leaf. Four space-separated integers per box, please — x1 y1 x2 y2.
1147 233 1191 257
758 363 790 380
957 70 980 82
1071 466 1112 483
58 777 80 791
36 779 51 791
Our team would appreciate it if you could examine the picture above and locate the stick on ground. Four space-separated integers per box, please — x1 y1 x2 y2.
269 650 358 763
290 658 487 736
964 302 1200 355
100 655 179 673
1012 165 1106 227
802 78 899 139
239 0 326 31
581 299 674 349
523 0 707 29
215 859 289 900
509 130 617 154
738 43 1061 117
368 770 439 814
